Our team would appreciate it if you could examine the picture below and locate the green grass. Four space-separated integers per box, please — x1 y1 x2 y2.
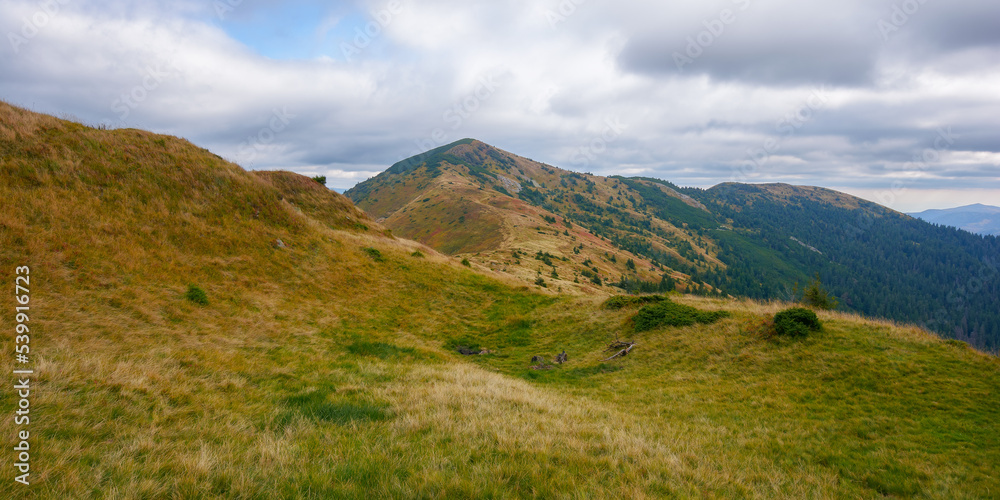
347 341 416 359
632 297 729 331
183 284 209 305
280 387 392 425
602 293 666 309
2 102 999 499
362 247 384 261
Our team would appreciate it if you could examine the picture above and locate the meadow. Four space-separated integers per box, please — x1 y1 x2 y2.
1 101 998 498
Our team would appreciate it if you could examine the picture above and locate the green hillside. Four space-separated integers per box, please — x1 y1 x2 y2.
347 140 1000 352
3 103 1000 498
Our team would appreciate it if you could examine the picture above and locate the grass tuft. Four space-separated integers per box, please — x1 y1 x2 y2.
774 307 822 337
633 297 728 331
184 284 209 305
362 247 384 262
603 294 665 310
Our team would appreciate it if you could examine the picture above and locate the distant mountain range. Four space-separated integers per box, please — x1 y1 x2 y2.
909 204 1000 236
347 139 1000 351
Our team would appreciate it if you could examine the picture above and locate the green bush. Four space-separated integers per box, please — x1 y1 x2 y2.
184 284 208 305
362 247 384 262
801 273 838 310
311 175 326 186
461 258 471 267
633 299 728 332
773 307 822 337
602 294 665 310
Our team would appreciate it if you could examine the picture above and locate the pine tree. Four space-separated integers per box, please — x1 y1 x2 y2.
802 273 838 310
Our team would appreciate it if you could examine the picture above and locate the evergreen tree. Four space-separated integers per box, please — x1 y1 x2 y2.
802 273 838 310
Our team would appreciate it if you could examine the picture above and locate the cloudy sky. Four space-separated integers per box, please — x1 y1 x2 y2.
2 0 998 211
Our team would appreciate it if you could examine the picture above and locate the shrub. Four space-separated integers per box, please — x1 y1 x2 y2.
801 273 838 310
411 250 425 258
773 307 822 337
311 175 326 186
184 284 208 305
535 251 555 266
602 294 665 310
461 258 471 267
633 298 729 332
535 277 546 287
362 247 384 262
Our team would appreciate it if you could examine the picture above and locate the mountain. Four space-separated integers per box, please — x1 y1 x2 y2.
348 140 1000 351
4 103 1000 498
910 204 1000 236
347 139 694 294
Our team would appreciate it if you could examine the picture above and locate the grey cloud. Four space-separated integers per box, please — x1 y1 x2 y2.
0 0 997 209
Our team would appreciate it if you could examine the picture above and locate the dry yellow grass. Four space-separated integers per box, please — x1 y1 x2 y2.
2 102 999 498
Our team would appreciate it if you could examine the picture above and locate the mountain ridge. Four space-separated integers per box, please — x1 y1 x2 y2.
909 204 1000 236
348 139 1000 351
4 103 1000 497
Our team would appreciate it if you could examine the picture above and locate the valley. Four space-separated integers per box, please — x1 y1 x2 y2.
2 103 999 498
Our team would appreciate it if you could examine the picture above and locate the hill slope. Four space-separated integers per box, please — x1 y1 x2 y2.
910 203 1000 236
2 104 1000 498
348 139 716 294
348 140 1000 351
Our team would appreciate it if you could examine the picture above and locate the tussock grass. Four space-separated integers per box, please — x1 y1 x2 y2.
2 102 999 498
632 297 729 331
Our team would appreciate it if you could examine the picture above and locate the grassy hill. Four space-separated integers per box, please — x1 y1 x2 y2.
347 140 1000 352
3 103 1000 498
347 139 711 295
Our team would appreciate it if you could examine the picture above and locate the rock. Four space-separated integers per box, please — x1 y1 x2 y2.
555 350 568 364
274 239 286 248
531 355 544 363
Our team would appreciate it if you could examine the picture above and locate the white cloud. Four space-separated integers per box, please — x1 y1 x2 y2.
0 0 997 209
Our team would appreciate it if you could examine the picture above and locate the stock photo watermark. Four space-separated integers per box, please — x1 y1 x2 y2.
236 107 296 167
877 0 932 42
570 118 626 169
214 0 245 20
731 86 829 182
12 265 33 486
7 0 71 54
846 126 956 238
673 0 752 71
406 74 503 159
545 0 588 28
922 256 999 339
109 61 181 122
340 0 405 61
872 126 955 208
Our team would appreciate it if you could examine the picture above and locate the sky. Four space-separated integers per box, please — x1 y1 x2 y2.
2 0 998 212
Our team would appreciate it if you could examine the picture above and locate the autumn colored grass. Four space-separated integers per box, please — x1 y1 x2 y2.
1 102 999 498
